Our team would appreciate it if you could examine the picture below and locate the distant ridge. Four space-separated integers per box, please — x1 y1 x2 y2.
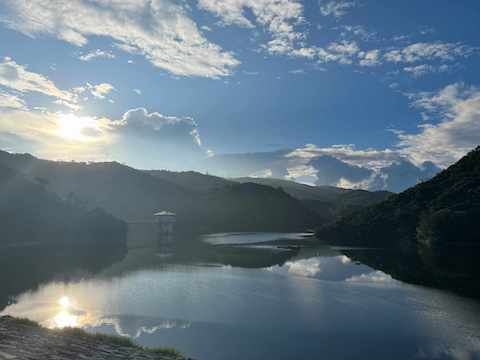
317 146 480 248
0 150 319 235
234 176 392 222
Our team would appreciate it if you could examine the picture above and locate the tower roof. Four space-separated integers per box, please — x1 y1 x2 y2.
154 211 176 217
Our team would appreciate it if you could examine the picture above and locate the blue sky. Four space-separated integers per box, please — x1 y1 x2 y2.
0 0 479 191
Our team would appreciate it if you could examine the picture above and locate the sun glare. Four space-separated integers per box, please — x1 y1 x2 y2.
52 296 78 328
57 113 96 141
59 296 71 308
54 310 78 328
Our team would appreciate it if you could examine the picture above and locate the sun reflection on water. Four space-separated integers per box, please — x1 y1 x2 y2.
53 309 78 328
52 296 78 328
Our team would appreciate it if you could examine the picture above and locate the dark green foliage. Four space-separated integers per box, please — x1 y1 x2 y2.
235 177 392 221
0 163 127 253
180 182 320 234
0 150 319 235
317 146 480 248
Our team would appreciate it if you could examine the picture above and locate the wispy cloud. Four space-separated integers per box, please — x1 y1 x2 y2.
89 83 115 100
403 64 450 78
384 42 477 63
0 57 79 110
72 82 115 100
358 50 381 67
0 92 26 110
198 0 306 56
0 57 74 103
79 49 116 62
1 0 239 78
397 83 480 167
319 0 357 18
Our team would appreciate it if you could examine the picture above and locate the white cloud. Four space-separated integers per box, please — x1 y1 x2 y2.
319 0 356 18
286 143 402 170
198 0 306 56
328 41 360 56
0 106 209 170
1 0 239 78
286 164 317 179
88 83 114 99
315 41 360 65
0 57 75 104
0 92 26 110
340 25 376 41
0 108 113 161
79 49 116 62
207 142 440 192
403 64 449 78
358 49 381 67
384 42 477 64
397 83 480 167
73 82 115 100
133 89 142 95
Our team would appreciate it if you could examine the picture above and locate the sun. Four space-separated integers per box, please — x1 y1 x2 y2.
59 296 71 308
57 113 97 141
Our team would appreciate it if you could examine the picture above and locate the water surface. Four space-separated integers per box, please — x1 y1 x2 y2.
2 233 480 360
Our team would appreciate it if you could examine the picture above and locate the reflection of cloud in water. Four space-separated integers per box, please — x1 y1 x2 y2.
285 258 322 277
94 316 191 339
267 255 352 278
267 257 322 277
415 343 480 360
346 271 394 283
267 255 352 277
265 255 398 284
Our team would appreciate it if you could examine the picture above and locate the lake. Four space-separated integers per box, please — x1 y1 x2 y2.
2 233 480 360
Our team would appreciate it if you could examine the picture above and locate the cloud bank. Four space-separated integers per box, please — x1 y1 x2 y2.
0 0 239 78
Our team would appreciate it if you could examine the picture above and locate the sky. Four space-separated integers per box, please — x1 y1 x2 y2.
0 0 479 191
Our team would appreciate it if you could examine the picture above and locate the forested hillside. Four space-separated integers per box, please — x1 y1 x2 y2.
317 146 480 248
0 151 319 235
0 164 126 253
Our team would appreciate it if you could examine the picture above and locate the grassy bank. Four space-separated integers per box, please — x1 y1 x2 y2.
0 316 186 360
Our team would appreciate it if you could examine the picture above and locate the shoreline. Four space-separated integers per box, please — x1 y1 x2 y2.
0 316 188 360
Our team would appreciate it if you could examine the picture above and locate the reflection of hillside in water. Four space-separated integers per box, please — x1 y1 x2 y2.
340 245 480 298
0 248 125 312
0 233 309 314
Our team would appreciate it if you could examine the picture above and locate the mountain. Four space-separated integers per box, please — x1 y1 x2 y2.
147 170 232 192
0 151 318 235
317 146 480 297
234 177 392 221
317 146 480 248
189 182 320 234
148 171 391 224
0 163 126 253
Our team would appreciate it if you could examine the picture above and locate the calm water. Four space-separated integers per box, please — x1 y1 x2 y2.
2 233 480 360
